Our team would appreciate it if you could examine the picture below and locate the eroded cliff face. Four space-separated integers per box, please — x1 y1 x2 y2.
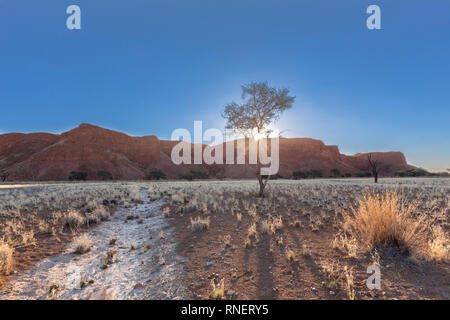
0 123 415 180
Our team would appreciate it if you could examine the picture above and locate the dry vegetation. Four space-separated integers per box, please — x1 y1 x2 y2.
154 178 449 299
0 178 449 299
0 182 143 283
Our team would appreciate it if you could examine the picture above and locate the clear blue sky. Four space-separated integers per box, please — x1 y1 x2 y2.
1 0 449 171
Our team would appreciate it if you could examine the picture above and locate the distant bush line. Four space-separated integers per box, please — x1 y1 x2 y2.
63 166 448 182
395 169 449 177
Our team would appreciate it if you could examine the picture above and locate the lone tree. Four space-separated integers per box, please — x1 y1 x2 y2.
367 153 381 183
222 82 295 197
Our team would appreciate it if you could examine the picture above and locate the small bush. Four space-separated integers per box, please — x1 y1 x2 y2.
68 171 88 181
308 169 323 178
146 168 166 180
356 171 372 178
292 170 308 179
330 168 341 177
178 173 194 181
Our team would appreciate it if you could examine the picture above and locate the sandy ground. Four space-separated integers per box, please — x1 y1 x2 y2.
0 190 187 300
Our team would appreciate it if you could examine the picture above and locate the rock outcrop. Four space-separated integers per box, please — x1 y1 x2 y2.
0 123 415 180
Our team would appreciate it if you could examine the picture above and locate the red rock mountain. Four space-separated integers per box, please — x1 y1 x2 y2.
0 123 415 181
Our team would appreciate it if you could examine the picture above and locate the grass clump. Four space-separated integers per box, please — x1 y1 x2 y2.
101 249 117 269
0 242 13 275
428 226 449 262
340 191 428 254
64 210 84 231
73 234 91 254
190 216 210 232
210 278 225 299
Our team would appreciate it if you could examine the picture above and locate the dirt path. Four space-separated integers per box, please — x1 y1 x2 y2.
0 190 187 300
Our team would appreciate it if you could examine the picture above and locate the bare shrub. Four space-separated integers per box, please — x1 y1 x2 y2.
340 191 429 254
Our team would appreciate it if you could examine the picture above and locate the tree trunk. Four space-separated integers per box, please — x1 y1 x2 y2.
256 136 267 197
258 174 264 197
374 173 378 183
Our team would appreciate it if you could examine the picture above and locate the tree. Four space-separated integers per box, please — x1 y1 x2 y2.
308 169 323 178
330 168 341 177
222 82 295 197
292 170 308 180
97 170 113 180
68 171 88 181
146 168 166 180
0 170 9 182
367 153 380 183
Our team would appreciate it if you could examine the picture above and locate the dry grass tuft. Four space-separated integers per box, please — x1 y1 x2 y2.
261 215 283 235
248 222 257 238
101 249 117 269
428 226 449 262
95 208 110 221
341 191 429 254
190 216 210 232
222 234 232 247
301 244 311 257
64 210 84 231
73 234 91 254
320 260 340 290
0 242 13 275
210 278 225 299
343 266 356 300
332 233 358 258
286 248 295 261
